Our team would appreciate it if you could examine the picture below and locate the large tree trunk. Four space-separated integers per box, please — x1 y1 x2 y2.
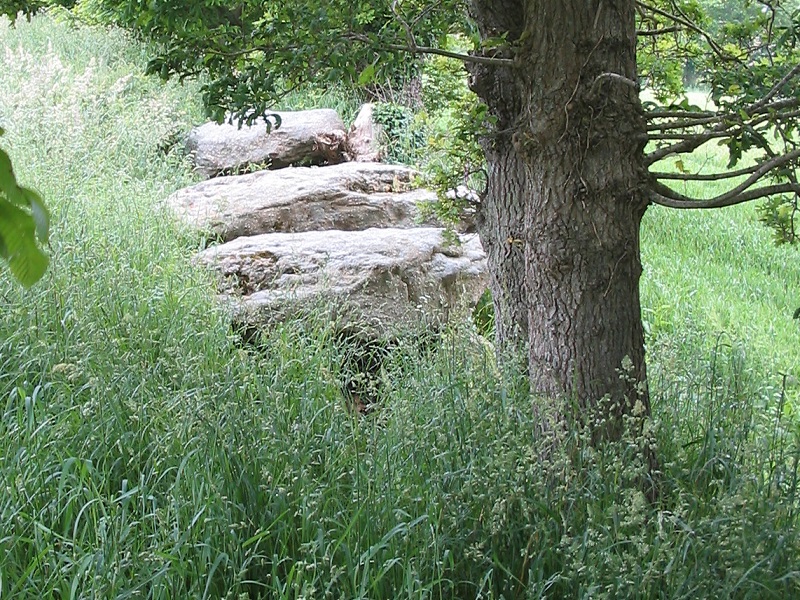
469 0 650 435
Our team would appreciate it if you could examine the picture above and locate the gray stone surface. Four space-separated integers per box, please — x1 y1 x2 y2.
347 103 383 162
166 162 434 241
197 227 488 334
186 109 347 177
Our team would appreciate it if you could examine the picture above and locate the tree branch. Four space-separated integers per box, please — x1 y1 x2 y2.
647 98 800 132
747 63 800 113
652 146 800 183
646 108 800 164
589 72 639 96
202 26 518 68
652 149 800 208
650 181 800 209
647 113 724 131
646 108 716 119
635 0 734 63
390 0 418 51
636 26 682 36
346 33 514 67
650 163 768 181
204 45 294 59
384 42 514 66
647 129 734 141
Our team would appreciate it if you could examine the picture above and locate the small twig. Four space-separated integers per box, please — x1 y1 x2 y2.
604 252 628 298
410 2 437 28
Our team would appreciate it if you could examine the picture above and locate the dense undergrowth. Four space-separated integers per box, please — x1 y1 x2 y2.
1 13 799 599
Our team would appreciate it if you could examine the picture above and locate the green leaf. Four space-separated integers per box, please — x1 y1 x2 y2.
0 147 27 207
0 136 49 286
26 187 49 242
0 196 49 288
263 112 282 134
0 147 49 238
358 63 376 86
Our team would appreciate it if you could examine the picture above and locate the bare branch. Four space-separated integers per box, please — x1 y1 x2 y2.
390 1 418 51
646 98 800 132
410 2 438 28
636 26 682 36
204 44 287 59
650 163 769 181
384 42 514 67
647 114 724 131
589 72 639 97
646 109 716 119
650 181 799 209
653 144 799 188
649 146 800 209
647 130 734 141
644 100 800 165
651 147 800 186
645 132 719 166
716 151 791 192
646 111 800 165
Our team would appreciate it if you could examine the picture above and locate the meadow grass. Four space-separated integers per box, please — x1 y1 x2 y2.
0 13 799 599
643 132 800 409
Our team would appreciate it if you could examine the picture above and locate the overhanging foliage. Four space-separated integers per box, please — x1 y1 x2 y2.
0 127 49 287
61 0 800 238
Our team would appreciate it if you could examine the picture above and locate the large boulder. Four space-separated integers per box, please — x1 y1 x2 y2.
166 162 435 241
186 109 347 177
197 227 488 335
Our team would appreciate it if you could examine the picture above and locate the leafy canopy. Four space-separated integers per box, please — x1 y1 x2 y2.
635 1 800 243
79 0 472 124
6 0 800 248
72 0 800 229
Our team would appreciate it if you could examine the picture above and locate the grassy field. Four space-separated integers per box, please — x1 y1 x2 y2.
1 13 799 599
643 91 800 404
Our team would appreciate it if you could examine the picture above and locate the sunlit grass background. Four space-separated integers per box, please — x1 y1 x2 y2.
643 90 800 414
1 13 798 599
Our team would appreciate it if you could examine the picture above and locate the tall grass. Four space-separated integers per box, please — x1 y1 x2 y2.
642 136 800 409
0 13 798 599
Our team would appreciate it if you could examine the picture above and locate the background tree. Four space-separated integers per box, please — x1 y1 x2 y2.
0 0 73 17
67 0 800 439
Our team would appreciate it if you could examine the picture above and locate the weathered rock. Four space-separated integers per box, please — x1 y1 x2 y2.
166 162 435 241
197 227 488 335
347 103 383 162
186 109 347 177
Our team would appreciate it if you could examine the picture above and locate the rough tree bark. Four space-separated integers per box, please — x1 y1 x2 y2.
470 0 650 434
